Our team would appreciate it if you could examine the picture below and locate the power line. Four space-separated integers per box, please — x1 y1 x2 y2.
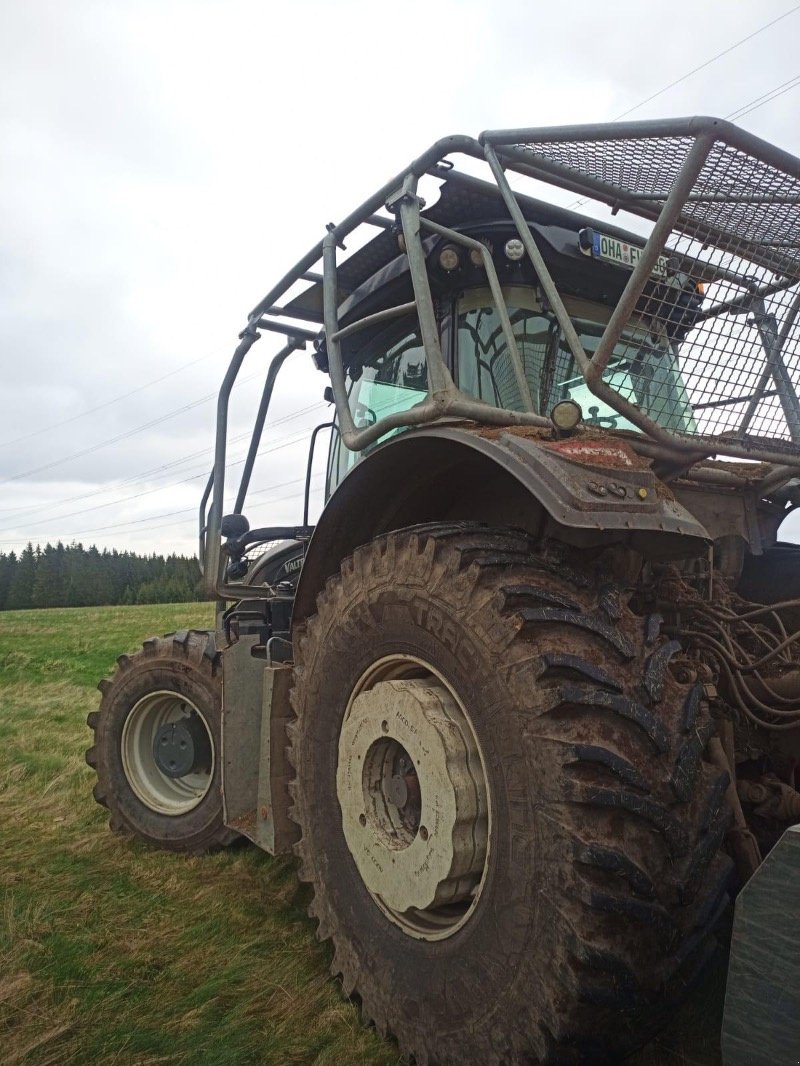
613 5 800 121
0 474 325 546
726 73 800 121
0 400 326 522
0 426 316 535
566 7 800 210
0 361 284 487
0 388 221 486
0 345 224 450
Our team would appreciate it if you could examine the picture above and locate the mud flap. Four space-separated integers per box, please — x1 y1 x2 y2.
221 634 298 854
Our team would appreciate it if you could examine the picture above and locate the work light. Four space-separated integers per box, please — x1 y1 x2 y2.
550 399 583 432
504 238 525 261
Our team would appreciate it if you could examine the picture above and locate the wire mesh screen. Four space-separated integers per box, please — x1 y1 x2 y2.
511 129 800 456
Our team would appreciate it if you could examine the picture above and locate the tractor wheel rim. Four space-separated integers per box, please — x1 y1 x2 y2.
337 655 490 941
120 690 214 815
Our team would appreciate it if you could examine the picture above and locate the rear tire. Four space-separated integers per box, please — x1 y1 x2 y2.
87 630 237 854
288 524 733 1064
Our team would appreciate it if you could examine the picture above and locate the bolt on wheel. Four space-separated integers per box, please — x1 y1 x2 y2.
337 655 490 940
120 689 215 815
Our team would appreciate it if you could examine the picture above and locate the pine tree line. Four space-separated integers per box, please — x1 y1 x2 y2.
0 542 208 611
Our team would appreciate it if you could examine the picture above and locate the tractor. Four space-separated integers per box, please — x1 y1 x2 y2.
87 117 800 1064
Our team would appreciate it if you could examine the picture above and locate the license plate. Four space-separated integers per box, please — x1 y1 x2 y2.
586 230 668 278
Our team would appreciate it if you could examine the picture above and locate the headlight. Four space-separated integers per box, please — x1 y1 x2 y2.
469 239 493 267
438 245 461 271
551 399 583 432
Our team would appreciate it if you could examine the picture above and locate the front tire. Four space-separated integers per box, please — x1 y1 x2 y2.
87 630 237 853
289 524 733 1064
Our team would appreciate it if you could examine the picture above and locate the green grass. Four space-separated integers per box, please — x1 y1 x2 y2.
0 604 399 1066
0 603 726 1065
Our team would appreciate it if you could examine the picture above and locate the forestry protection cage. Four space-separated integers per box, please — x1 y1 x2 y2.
200 117 800 591
486 118 800 462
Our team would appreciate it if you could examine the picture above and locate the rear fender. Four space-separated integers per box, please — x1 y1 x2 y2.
292 426 708 626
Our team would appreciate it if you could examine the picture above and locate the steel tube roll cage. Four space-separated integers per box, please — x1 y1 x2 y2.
200 117 800 597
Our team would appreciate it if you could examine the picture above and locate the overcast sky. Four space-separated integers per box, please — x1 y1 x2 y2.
2 0 800 558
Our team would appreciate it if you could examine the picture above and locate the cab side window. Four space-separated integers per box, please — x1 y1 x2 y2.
328 318 427 492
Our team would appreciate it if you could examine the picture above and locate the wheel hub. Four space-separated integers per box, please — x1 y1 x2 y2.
153 715 212 778
337 677 488 916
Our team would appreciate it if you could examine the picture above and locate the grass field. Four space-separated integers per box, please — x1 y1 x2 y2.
0 603 727 1065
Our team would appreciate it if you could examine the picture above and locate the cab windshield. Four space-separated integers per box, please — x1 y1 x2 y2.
456 288 696 433
328 288 697 490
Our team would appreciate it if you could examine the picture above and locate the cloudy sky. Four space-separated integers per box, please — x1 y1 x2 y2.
2 0 800 558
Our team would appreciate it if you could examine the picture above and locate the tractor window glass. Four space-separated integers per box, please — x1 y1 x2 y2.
457 303 564 414
329 319 427 490
560 320 697 433
456 293 696 433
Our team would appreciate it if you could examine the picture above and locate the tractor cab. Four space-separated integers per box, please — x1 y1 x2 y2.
292 171 703 491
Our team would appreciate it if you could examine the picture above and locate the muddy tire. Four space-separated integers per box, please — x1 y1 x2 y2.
87 630 237 853
288 524 733 1064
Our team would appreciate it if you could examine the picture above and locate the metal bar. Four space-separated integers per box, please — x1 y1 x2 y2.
254 319 318 342
676 465 752 487
431 156 625 221
331 301 417 343
625 193 800 205
750 300 800 443
738 357 783 440
322 233 440 453
264 303 324 324
629 430 800 468
322 232 358 442
198 471 214 574
204 328 260 595
438 393 551 428
320 159 556 451
739 288 800 436
320 137 486 454
420 217 536 412
588 132 714 382
494 145 646 217
757 464 800 494
697 277 796 324
301 271 323 282
334 388 552 454
481 116 800 181
366 214 394 230
324 421 339 500
484 143 592 376
693 390 778 411
481 116 724 146
303 421 336 527
395 176 451 396
234 341 304 515
249 245 327 324
248 134 483 324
